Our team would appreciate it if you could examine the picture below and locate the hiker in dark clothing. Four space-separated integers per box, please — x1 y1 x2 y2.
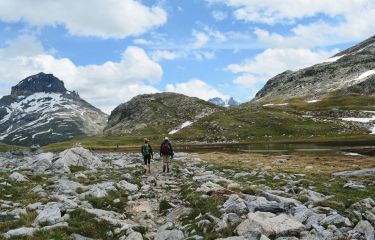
141 138 153 174
160 137 174 173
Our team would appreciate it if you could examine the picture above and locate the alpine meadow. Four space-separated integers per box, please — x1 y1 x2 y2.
0 1 374 240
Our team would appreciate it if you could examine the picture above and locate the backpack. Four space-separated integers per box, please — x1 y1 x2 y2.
161 142 170 155
142 144 150 156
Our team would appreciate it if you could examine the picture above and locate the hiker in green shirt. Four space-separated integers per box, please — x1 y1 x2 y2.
141 138 153 174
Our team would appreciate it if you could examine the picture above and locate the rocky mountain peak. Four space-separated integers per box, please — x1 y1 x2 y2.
208 97 240 107
0 73 107 146
334 35 375 57
228 97 240 106
11 72 67 96
105 92 220 135
253 35 375 102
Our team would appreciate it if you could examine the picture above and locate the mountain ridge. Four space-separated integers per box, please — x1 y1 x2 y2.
253 35 375 102
104 92 221 136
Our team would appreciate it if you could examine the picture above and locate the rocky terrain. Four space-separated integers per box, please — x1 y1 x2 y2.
105 93 220 136
0 73 108 146
0 147 374 240
208 98 240 107
254 35 375 102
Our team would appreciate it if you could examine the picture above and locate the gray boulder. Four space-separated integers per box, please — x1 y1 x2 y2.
247 196 285 213
55 179 83 193
235 212 305 238
3 227 35 238
31 152 54 174
222 195 248 215
196 181 225 193
320 214 352 228
343 181 366 190
299 189 331 202
364 211 375 223
53 147 103 173
84 182 116 198
332 168 375 177
261 192 301 207
354 220 374 240
116 180 139 192
9 172 28 182
34 203 62 225
154 229 184 240
122 231 143 240
351 198 375 212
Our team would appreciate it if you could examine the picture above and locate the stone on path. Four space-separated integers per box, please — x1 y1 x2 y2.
320 214 352 228
353 220 374 240
196 181 225 193
235 212 305 238
343 181 366 190
154 229 184 240
9 172 28 182
3 227 35 239
120 231 143 240
332 168 375 177
34 203 62 225
117 180 139 192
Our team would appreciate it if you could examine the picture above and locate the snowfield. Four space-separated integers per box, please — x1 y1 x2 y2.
321 55 345 63
340 114 375 134
169 121 194 134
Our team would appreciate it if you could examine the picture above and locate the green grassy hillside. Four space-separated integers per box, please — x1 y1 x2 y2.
43 95 375 152
0 142 23 152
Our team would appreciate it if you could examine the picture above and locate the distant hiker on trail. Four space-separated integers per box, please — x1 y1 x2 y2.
160 137 174 173
141 138 153 174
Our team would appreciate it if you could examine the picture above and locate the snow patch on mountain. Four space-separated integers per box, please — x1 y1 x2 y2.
340 113 375 134
263 103 288 107
321 55 345 63
355 69 375 82
169 121 193 135
340 116 375 123
306 99 320 103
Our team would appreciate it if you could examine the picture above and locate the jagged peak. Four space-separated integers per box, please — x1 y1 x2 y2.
11 72 67 96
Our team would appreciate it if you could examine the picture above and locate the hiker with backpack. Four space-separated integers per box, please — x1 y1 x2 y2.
160 137 174 173
141 138 153 174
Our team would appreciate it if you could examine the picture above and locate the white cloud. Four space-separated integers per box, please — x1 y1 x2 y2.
208 0 375 48
228 48 338 87
0 36 163 113
0 35 44 57
212 10 228 21
166 79 227 100
208 0 370 24
0 0 167 39
151 50 181 61
133 38 153 45
193 51 216 61
233 75 262 88
254 9 375 48
192 30 210 49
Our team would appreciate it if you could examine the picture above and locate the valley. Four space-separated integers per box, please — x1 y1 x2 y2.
0 28 374 240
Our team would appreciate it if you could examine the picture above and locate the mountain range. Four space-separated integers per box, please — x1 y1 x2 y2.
208 97 240 107
0 35 375 146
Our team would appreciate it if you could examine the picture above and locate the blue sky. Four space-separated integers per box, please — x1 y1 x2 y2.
0 0 374 113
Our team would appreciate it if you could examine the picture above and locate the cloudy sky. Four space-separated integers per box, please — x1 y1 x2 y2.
0 0 374 113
